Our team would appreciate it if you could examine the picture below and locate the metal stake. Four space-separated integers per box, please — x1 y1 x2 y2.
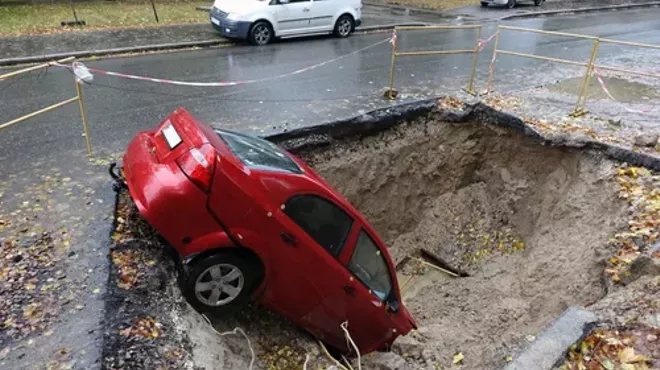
75 79 93 157
572 39 600 116
464 26 482 96
387 30 398 100
486 28 501 94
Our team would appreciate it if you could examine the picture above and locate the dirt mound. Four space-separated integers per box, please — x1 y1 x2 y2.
294 116 629 369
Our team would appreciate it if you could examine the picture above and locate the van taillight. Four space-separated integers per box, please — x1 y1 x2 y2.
176 144 216 192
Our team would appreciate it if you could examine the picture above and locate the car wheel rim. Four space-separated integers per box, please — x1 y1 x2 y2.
195 263 245 307
254 25 270 45
338 19 351 36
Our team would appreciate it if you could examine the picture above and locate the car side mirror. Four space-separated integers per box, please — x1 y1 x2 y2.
386 298 400 313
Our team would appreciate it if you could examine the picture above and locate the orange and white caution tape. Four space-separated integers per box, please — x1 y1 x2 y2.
593 67 655 114
478 31 498 52
53 36 392 88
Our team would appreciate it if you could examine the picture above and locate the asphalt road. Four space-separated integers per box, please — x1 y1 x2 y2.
1 8 660 173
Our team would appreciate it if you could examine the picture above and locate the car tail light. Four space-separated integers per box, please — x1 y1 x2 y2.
176 144 216 192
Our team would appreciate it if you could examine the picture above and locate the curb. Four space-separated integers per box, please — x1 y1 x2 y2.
0 39 233 67
362 1 454 16
499 1 660 19
0 24 419 67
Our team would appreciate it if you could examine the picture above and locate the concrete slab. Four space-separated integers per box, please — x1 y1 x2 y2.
504 307 597 370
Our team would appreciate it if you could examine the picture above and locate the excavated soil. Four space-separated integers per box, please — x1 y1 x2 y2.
293 116 630 369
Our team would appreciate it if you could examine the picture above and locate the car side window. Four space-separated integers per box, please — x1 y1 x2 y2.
348 230 393 301
284 195 353 257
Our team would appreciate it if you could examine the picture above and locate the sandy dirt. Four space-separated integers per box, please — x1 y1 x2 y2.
295 115 631 369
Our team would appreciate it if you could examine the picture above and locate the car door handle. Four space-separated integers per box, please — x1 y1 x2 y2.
280 232 296 246
343 285 355 295
303 8 310 11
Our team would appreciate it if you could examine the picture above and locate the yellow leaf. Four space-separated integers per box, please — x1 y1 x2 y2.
620 347 636 363
452 352 464 364
620 364 635 370
505 355 513 362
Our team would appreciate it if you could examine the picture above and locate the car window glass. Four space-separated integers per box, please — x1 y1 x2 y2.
287 0 310 2
284 195 353 256
348 230 393 301
215 129 302 174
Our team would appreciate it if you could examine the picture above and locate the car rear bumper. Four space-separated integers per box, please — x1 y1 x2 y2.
122 131 221 256
355 19 362 27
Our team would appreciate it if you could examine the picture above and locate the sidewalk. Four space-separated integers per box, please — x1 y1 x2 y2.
0 5 452 65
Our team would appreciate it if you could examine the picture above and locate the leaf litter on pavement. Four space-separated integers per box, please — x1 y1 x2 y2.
0 166 106 356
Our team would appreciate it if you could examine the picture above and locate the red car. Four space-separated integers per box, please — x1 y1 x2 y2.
119 108 416 354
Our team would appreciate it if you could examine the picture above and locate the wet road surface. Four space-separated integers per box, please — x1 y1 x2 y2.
1 7 660 173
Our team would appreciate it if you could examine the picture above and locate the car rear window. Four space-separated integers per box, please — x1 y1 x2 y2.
216 129 303 174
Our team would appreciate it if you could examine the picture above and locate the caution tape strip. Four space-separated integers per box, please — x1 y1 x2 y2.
593 67 655 114
478 31 498 52
53 37 392 88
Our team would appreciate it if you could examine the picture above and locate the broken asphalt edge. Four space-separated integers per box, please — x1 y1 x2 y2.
268 97 660 172
500 1 660 20
0 23 424 68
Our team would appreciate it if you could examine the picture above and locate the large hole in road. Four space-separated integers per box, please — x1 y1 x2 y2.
287 110 629 369
105 103 635 370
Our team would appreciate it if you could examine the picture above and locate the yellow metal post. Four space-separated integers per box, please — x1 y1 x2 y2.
387 29 398 100
75 78 93 157
463 26 482 96
572 39 600 116
486 28 501 94
0 97 78 130
0 56 75 81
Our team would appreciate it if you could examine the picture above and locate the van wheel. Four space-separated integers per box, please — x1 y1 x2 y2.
333 15 354 38
184 253 258 315
249 21 273 46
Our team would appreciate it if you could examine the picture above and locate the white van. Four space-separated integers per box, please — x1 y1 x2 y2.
210 0 362 45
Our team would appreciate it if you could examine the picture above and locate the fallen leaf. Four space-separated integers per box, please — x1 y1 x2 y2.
505 355 513 363
601 359 614 370
452 352 464 364
92 288 100 294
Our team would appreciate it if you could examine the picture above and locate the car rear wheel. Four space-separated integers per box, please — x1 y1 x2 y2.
249 21 273 46
507 0 516 8
480 2 488 6
333 15 354 38
184 253 258 315
533 0 542 5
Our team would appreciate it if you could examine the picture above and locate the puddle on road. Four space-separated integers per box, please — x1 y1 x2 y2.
548 76 660 103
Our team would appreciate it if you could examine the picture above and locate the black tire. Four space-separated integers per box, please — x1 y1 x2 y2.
533 0 542 5
480 2 488 6
184 253 259 315
249 21 273 46
333 14 354 38
507 0 516 8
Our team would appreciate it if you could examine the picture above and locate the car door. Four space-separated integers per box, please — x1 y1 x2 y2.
338 227 400 353
272 0 312 35
308 0 335 31
271 193 360 345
